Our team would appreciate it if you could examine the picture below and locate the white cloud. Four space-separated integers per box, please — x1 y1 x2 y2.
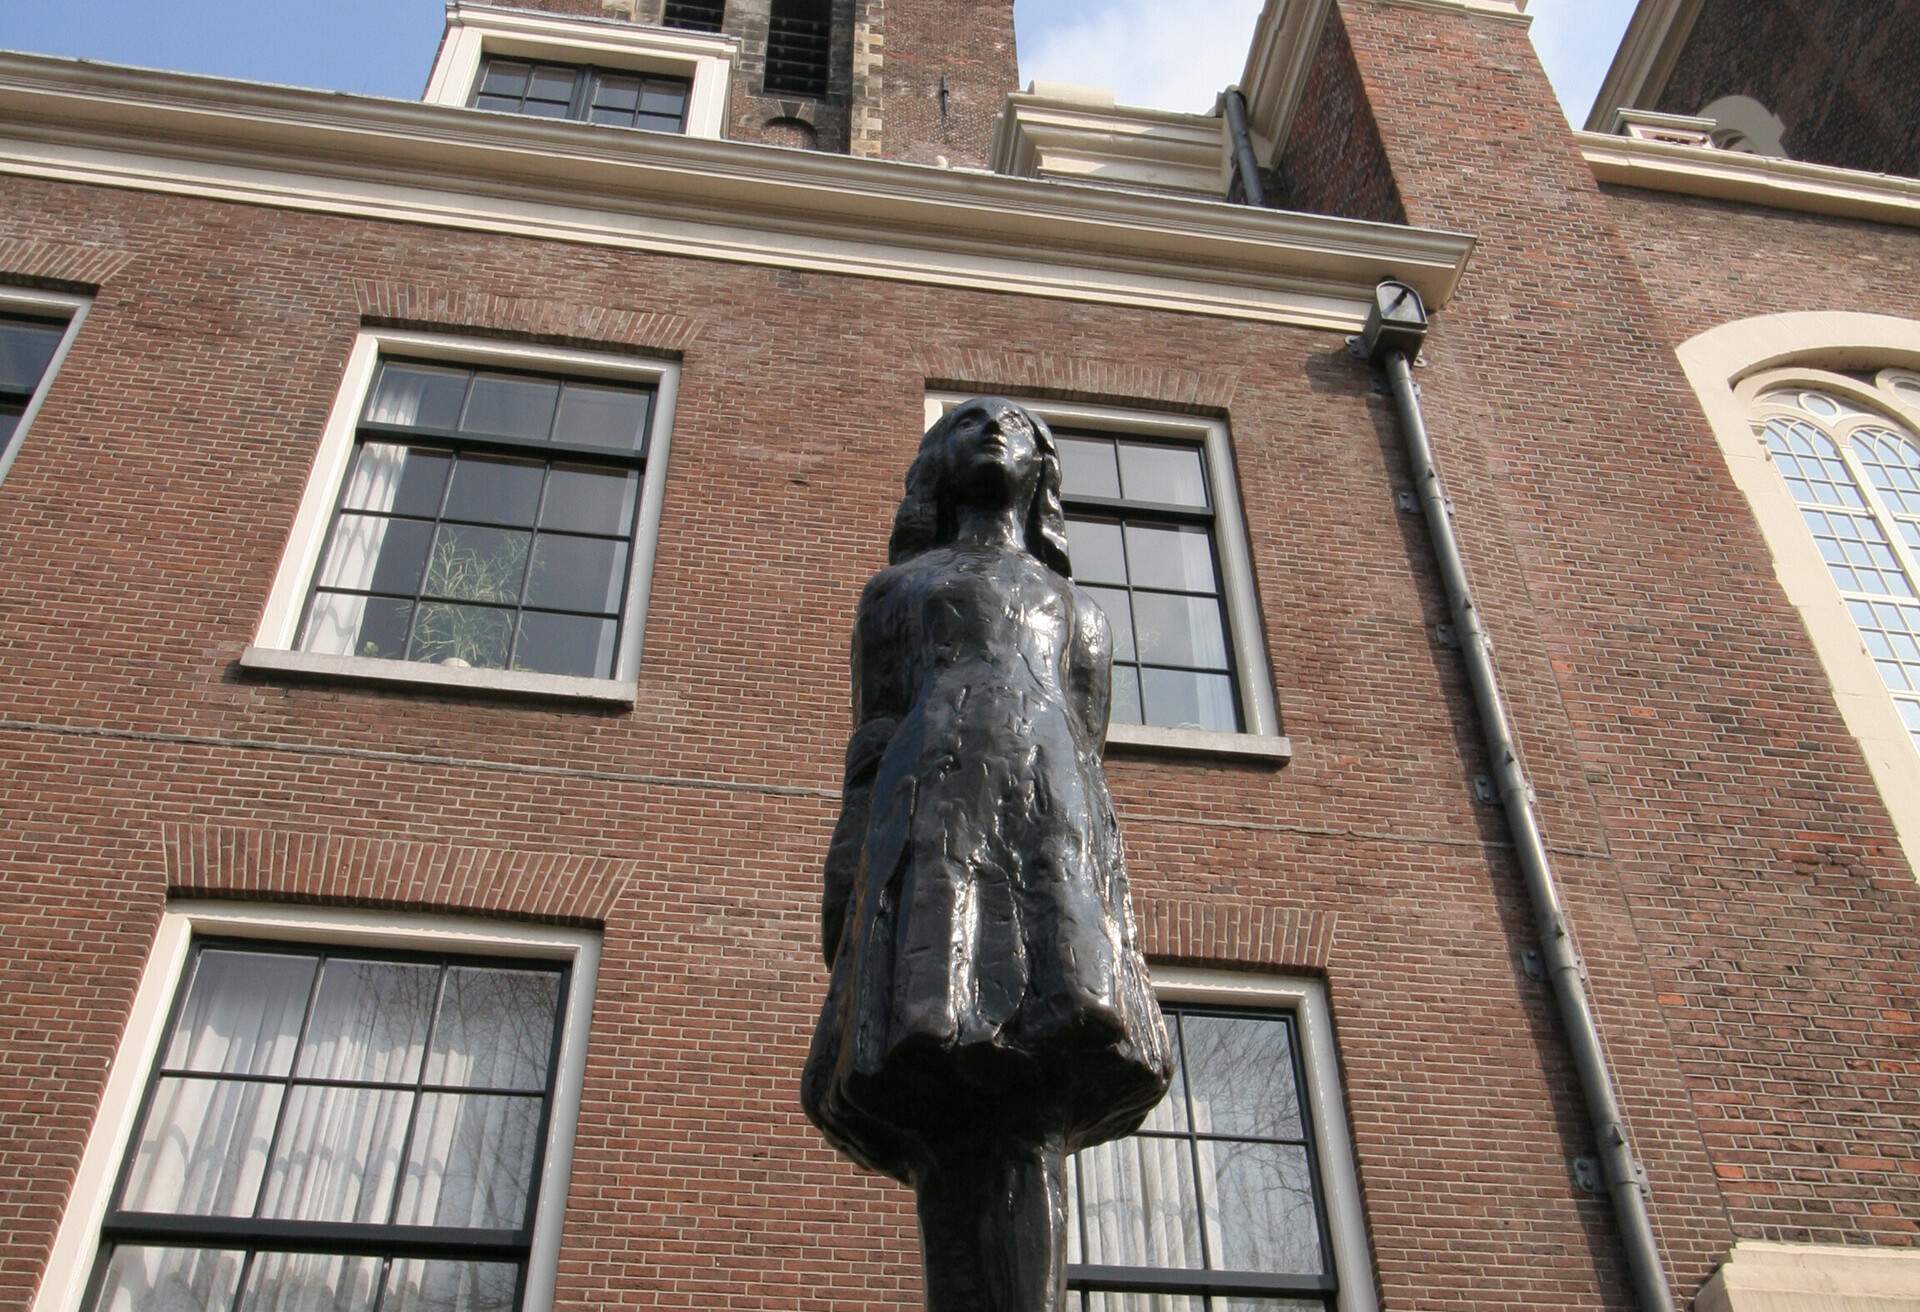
1017 0 1264 115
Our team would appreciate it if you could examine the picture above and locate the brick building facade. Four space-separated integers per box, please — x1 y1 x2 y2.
0 1 1915 1310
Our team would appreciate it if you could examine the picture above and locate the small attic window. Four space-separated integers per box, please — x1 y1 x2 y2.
663 0 725 32
765 0 830 99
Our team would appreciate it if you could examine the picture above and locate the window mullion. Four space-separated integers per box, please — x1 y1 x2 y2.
1837 424 1920 594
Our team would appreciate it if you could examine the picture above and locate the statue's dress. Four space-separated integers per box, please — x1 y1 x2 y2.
802 542 1172 1182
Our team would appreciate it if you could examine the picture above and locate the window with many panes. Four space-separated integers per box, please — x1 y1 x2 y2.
764 0 830 98
1067 1005 1340 1310
294 358 653 681
1057 432 1242 733
1751 371 1920 754
86 940 569 1312
472 57 691 132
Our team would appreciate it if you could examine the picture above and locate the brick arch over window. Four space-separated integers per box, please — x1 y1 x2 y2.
1678 312 1920 872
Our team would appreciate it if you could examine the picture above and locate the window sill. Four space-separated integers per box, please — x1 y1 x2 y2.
1106 723 1293 765
239 647 637 706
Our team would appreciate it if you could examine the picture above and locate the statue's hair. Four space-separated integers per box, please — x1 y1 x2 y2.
888 397 1073 577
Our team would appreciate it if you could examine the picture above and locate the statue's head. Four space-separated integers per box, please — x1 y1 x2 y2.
888 396 1072 576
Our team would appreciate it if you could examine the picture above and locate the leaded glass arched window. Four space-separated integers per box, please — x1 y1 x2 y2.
1751 371 1920 754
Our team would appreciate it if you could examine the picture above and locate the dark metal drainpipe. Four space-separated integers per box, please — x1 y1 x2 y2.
1222 87 1267 208
1359 284 1677 1312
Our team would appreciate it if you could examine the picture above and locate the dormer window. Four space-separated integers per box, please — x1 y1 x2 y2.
473 56 692 133
426 2 738 141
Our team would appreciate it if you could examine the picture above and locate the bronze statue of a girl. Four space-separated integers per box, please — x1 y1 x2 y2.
802 397 1172 1311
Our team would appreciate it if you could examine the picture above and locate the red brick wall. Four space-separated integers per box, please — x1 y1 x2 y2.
862 0 1015 166
0 169 1633 1310
1275 3 1404 224
1320 0 1920 1293
1652 0 1920 176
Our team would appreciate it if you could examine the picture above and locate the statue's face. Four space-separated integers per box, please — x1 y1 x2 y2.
943 400 1041 508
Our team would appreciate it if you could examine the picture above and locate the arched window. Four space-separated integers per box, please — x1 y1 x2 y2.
1746 371 1920 754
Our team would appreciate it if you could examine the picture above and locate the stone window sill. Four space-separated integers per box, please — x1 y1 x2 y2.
1106 722 1293 765
239 647 637 706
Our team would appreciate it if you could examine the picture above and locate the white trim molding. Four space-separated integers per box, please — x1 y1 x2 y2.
1373 0 1529 24
424 2 739 140
1581 130 1920 227
0 53 1475 333
1676 312 1920 876
29 900 602 1312
990 90 1229 199
1698 1240 1920 1312
0 286 90 489
1237 0 1333 169
247 328 679 703
924 393 1291 764
1151 968 1379 1312
1583 0 1706 134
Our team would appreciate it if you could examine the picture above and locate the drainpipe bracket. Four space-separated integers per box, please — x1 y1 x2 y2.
1471 773 1498 804
1395 490 1420 513
1436 623 1461 648
1572 1156 1602 1193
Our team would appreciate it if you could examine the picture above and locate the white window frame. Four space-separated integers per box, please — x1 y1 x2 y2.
425 1 738 141
1128 966 1379 1312
243 329 679 704
0 286 90 489
30 901 601 1312
925 392 1289 764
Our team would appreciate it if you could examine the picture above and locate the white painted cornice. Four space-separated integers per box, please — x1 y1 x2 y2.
1237 0 1331 161
1698 1240 1920 1312
1581 130 1920 228
1583 0 1704 133
990 92 1228 198
0 52 1475 331
1374 0 1529 24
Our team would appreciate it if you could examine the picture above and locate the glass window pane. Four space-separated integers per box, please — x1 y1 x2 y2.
121 1077 283 1215
259 1086 413 1222
1075 1135 1204 1269
368 364 467 430
1066 519 1127 585
1141 668 1237 732
1056 436 1120 500
1125 524 1218 593
1086 1296 1203 1312
396 1092 545 1230
1201 1141 1323 1276
1212 1301 1323 1311
343 444 449 517
0 407 19 452
590 104 636 126
528 66 577 102
527 534 629 614
91 1246 244 1312
636 112 684 133
295 958 439 1082
443 454 544 526
514 611 618 679
1133 593 1231 671
475 93 524 113
592 75 640 111
411 603 514 669
553 382 649 452
1118 443 1208 507
541 465 638 535
0 319 63 391
316 515 434 595
1110 666 1142 726
164 949 316 1075
1081 585 1135 662
382 1260 519 1312
520 99 569 118
478 61 530 98
301 594 413 662
1180 1015 1303 1140
640 82 687 115
424 526 531 604
237 1251 383 1312
425 966 561 1090
463 375 558 440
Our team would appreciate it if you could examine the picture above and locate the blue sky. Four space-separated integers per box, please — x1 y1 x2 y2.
0 0 1637 125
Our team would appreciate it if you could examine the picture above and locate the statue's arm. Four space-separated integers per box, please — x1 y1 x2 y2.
821 578 899 966
1068 583 1115 749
